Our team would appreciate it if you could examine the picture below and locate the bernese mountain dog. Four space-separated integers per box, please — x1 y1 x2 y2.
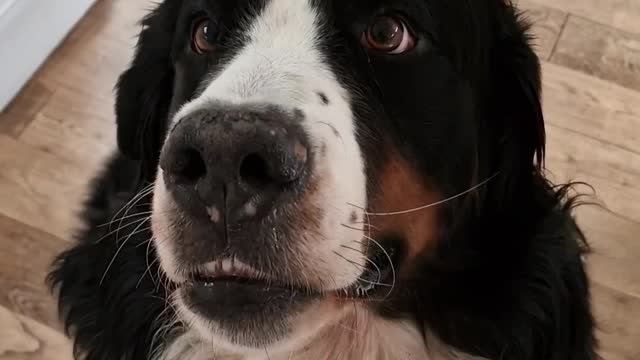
48 0 597 359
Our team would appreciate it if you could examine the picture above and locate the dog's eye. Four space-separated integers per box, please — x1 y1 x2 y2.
363 15 416 54
191 18 216 54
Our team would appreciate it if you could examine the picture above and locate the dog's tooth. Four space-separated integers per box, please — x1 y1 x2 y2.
204 262 216 274
235 260 252 274
222 259 232 274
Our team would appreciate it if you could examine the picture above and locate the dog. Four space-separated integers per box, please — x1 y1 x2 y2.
48 0 597 359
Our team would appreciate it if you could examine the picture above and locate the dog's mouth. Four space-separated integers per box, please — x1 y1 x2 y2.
186 258 273 288
171 239 399 347
180 258 314 304
177 258 318 326
178 239 398 301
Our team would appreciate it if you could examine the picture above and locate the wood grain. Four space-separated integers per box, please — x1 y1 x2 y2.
552 16 640 92
527 0 640 35
542 60 640 224
517 0 568 60
36 0 144 97
546 124 640 223
0 135 89 239
0 81 54 138
578 206 640 298
541 62 640 154
18 84 116 166
0 305 71 360
0 214 69 329
592 282 640 360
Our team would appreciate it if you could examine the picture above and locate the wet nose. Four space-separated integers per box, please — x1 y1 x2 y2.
159 106 310 224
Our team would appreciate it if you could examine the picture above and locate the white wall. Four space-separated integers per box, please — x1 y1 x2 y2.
0 0 96 110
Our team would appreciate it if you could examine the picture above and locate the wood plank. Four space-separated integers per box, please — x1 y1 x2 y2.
18 84 116 166
36 0 147 97
551 16 640 92
0 305 71 360
15 0 143 168
0 135 90 239
0 214 69 329
592 282 640 360
541 61 640 157
0 81 54 138
516 0 568 60
577 206 640 298
527 0 640 35
545 124 640 223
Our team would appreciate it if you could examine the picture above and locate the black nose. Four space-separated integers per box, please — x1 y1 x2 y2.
159 106 310 224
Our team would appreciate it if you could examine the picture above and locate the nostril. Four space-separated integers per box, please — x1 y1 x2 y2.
171 148 207 184
239 153 273 189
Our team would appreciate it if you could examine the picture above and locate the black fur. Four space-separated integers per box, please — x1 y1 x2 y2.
49 156 169 359
49 0 596 359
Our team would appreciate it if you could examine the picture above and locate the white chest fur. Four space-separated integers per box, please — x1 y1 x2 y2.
155 307 486 360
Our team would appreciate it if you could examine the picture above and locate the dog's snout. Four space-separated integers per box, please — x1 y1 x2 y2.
160 107 310 223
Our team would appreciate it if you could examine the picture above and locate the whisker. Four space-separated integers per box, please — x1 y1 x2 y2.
348 172 499 216
332 250 392 289
340 244 366 255
348 222 380 231
137 238 160 289
341 223 372 233
115 186 155 240
363 210 373 241
340 245 384 284
95 217 150 244
360 235 396 299
107 184 154 228
338 224 396 298
100 217 152 286
117 224 152 241
97 210 153 228
333 250 367 271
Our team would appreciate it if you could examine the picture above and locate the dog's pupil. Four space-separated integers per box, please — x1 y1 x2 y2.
371 17 400 45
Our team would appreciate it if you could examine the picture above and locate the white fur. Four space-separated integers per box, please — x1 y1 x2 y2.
155 304 487 360
150 0 429 357
155 0 367 288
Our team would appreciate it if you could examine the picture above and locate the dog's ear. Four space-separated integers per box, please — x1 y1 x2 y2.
488 1 546 202
115 2 179 174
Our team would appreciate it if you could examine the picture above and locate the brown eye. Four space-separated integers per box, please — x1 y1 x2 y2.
192 18 216 54
364 15 416 54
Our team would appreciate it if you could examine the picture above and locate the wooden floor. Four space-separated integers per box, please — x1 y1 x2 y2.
0 0 638 359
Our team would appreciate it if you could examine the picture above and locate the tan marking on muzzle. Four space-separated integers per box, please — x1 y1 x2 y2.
369 151 441 259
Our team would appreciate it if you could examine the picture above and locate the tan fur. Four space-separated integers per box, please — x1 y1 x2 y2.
369 150 441 259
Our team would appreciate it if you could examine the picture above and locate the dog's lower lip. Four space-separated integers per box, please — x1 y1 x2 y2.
189 276 270 288
184 273 317 294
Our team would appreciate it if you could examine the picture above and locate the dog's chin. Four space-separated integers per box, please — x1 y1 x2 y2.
176 278 323 349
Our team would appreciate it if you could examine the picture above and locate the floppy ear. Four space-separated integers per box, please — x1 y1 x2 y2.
488 1 546 202
115 2 179 176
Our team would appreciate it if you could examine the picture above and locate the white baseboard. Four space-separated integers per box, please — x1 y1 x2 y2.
0 0 96 111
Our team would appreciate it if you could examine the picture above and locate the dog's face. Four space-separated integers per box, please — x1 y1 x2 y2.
116 0 543 354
